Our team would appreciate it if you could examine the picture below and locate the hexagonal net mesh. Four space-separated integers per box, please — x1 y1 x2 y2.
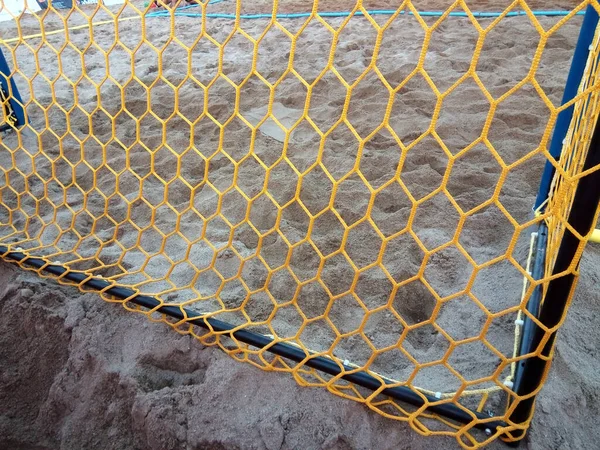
1 0 600 447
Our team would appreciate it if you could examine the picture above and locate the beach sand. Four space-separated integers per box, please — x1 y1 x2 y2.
1 0 599 449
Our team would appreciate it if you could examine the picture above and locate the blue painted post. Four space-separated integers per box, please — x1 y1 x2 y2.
534 4 599 211
0 47 26 130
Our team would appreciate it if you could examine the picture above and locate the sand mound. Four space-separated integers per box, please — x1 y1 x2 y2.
1 249 600 449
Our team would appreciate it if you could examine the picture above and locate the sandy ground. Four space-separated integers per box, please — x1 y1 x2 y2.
1 248 600 450
1 0 599 449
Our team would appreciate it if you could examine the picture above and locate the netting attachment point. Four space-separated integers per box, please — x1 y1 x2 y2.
343 359 350 366
504 380 514 390
485 428 492 436
514 319 525 326
435 391 442 399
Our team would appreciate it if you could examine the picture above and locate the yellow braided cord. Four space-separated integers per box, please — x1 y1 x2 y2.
1 0 600 448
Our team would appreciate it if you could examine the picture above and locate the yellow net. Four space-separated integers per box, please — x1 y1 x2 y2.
545 24 600 275
1 0 600 448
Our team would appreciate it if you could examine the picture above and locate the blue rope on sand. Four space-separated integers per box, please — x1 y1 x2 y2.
146 5 586 20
